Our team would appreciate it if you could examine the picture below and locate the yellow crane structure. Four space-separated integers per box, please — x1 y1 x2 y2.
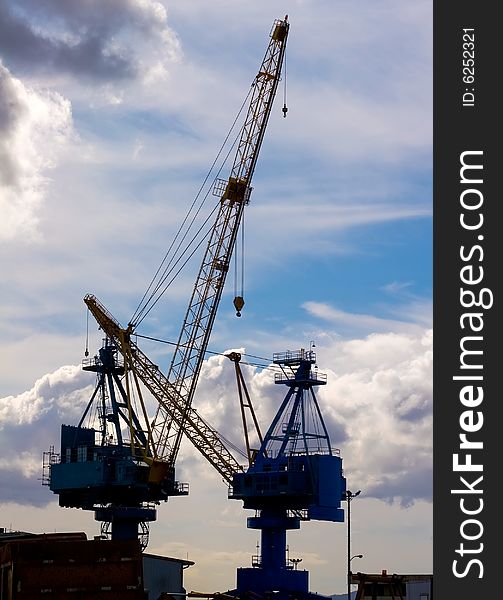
46 16 290 547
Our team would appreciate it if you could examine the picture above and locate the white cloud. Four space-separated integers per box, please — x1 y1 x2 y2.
302 300 431 336
0 364 91 430
177 329 433 508
0 326 432 508
382 281 414 294
0 61 73 242
0 364 92 505
253 202 430 233
316 329 432 505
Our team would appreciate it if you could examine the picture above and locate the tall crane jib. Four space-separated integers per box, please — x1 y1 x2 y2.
44 17 289 548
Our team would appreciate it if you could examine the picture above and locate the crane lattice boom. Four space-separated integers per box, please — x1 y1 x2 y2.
151 16 289 462
48 17 290 551
84 293 242 484
85 17 288 480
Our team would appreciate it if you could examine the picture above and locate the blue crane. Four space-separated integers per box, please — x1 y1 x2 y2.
46 339 187 548
228 349 346 600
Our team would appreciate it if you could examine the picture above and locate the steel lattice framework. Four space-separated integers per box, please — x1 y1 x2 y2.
84 17 289 484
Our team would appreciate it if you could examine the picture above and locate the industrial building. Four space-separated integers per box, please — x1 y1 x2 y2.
350 571 433 600
0 529 192 600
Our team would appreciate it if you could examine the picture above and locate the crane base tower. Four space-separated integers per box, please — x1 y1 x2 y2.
228 349 346 600
44 340 188 549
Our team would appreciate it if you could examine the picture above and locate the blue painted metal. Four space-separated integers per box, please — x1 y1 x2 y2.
48 339 187 546
228 349 346 600
50 424 173 508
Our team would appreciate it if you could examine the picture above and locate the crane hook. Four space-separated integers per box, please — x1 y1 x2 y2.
233 295 245 317
84 307 90 357
282 103 288 118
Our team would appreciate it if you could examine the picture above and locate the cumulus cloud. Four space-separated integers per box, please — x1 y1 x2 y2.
318 329 433 505
0 0 180 82
0 328 432 509
179 329 433 507
0 364 92 505
0 61 72 241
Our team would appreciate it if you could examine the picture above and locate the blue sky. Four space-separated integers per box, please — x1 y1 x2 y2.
0 1 432 595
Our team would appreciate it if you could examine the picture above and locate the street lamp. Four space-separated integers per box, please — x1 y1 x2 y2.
348 555 363 600
346 490 361 600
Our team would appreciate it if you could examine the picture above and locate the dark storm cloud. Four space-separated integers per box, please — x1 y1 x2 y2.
0 0 163 80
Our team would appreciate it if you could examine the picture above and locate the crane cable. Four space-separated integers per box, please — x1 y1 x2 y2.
130 83 255 329
233 208 245 317
134 331 281 373
132 205 220 327
84 307 90 357
282 45 288 118
131 134 240 327
234 47 288 318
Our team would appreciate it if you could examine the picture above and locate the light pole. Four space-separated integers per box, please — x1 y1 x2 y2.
348 555 363 599
346 490 361 600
